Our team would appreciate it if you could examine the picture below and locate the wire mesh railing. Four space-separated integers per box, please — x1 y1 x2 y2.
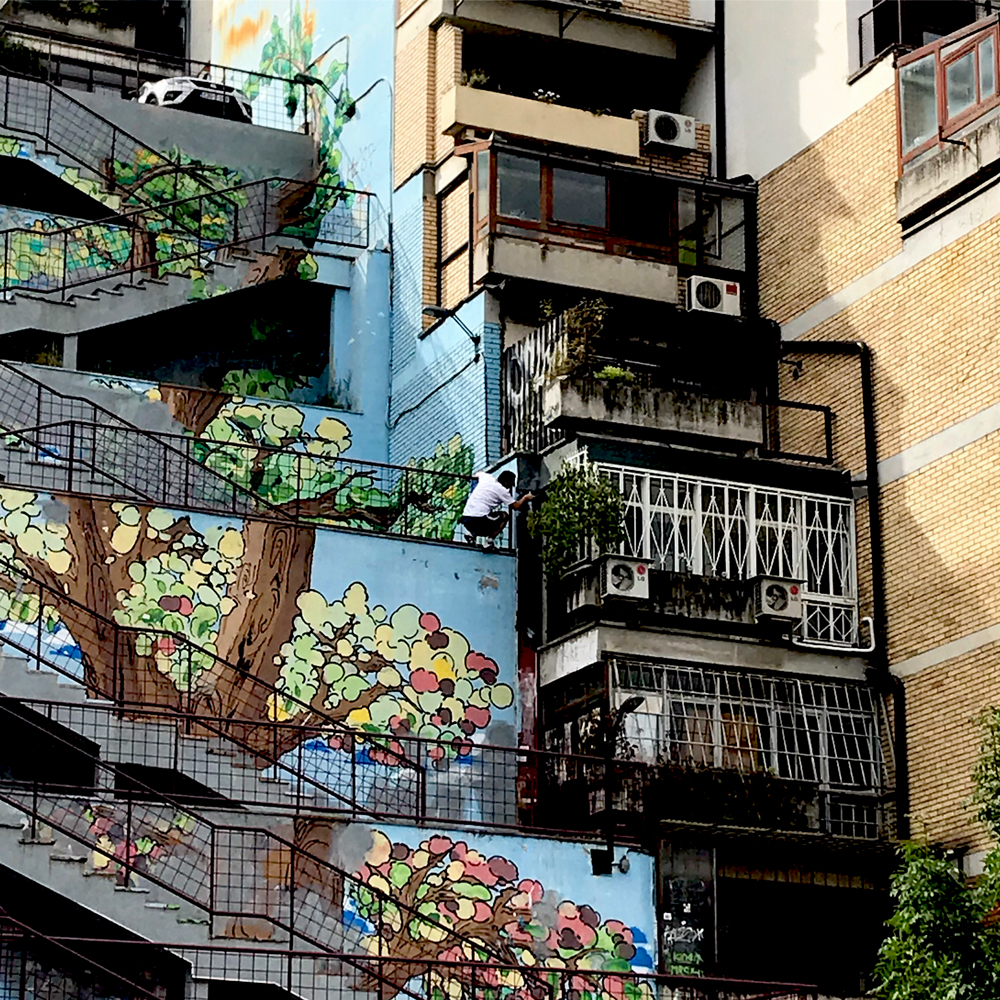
0 418 507 548
0 938 822 1000
0 914 165 1000
0 554 425 798
0 72 237 227
0 176 371 301
0 20 317 133
0 699 548 984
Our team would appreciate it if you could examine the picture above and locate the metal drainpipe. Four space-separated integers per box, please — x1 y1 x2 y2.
777 336 909 839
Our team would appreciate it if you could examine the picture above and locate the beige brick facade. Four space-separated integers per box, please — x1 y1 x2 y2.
621 0 691 24
758 89 901 326
759 81 1000 847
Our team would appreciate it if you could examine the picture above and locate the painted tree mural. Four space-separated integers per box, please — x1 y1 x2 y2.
348 830 651 998
163 389 474 539
0 389 496 757
247 0 356 235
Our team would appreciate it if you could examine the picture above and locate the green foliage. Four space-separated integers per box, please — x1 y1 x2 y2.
527 462 624 578
549 298 611 378
874 710 1000 999
592 365 636 384
252 2 355 237
0 36 46 78
973 709 1000 839
874 840 999 1000
462 69 490 88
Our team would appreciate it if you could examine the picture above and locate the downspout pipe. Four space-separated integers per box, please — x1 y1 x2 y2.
778 336 909 839
714 0 727 180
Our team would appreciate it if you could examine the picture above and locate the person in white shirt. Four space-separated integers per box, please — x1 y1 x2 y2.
460 470 534 548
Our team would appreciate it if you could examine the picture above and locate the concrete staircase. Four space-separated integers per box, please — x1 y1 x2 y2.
0 245 265 335
0 652 326 813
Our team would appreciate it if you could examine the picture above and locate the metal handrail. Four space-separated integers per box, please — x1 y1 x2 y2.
0 418 492 548
0 68 239 233
0 175 369 300
0 698 550 987
0 937 825 1000
0 913 163 1000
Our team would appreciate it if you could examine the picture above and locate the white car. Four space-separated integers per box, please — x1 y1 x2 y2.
137 77 252 124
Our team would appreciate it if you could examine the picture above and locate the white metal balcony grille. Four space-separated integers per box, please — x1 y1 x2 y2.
580 456 859 646
611 659 885 837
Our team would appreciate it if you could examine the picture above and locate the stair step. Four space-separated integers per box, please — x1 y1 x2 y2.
50 853 87 863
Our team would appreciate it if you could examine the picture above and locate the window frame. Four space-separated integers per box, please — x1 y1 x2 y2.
484 149 685 263
896 16 1000 170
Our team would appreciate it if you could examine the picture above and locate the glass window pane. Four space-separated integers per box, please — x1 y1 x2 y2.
552 167 606 228
946 50 976 119
476 151 490 219
899 53 937 153
981 36 996 99
496 153 540 221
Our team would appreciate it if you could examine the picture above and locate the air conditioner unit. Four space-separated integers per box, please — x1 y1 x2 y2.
687 276 741 317
645 110 698 151
600 556 650 600
752 577 804 624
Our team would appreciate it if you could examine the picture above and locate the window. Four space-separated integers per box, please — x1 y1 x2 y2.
612 660 883 793
897 18 1000 167
551 167 606 228
899 52 938 155
496 153 540 221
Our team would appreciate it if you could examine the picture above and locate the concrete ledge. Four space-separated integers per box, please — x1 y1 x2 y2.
897 107 1000 222
479 234 677 302
543 377 762 443
439 85 640 157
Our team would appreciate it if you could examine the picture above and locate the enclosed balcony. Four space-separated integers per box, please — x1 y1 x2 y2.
548 455 861 650
895 14 1000 219
539 657 892 840
471 148 750 303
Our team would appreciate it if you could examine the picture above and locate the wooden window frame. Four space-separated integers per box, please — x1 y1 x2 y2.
484 150 685 264
897 15 1000 171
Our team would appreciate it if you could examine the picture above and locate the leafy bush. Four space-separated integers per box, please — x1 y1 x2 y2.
592 364 636 384
527 461 624 577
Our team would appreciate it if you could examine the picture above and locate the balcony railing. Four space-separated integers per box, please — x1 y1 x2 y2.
859 0 991 68
897 13 1000 167
0 19 315 133
580 456 859 647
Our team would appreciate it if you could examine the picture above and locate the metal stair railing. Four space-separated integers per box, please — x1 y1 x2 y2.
0 554 425 802
3 698 421 823
0 19 314 134
0 913 165 1000
11 938 822 1000
0 71 239 225
0 175 371 301
0 369 297 522
0 699 548 988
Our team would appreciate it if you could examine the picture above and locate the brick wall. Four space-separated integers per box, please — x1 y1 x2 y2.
758 81 1000 848
621 0 691 24
394 27 434 187
758 88 900 326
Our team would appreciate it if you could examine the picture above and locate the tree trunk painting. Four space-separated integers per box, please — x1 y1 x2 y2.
0 385 505 761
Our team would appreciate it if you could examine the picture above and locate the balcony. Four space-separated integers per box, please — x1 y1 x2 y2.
472 148 749 301
440 84 641 157
543 376 763 444
552 456 861 649
895 14 1000 219
540 658 891 840
857 0 989 69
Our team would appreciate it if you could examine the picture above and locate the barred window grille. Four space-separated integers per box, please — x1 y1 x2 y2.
583 456 859 647
611 659 883 794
